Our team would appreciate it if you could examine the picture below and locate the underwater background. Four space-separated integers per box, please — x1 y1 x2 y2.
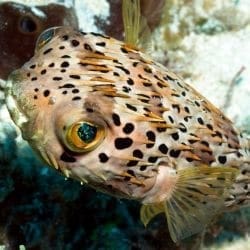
0 0 249 249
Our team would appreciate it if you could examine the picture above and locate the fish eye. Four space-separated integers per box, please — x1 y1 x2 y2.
35 27 58 50
65 121 106 152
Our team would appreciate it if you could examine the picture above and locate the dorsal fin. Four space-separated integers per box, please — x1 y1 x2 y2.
122 0 152 51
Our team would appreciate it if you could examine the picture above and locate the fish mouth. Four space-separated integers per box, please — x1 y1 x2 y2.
4 71 29 130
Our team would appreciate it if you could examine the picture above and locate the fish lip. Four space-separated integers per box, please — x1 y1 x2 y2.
4 72 29 129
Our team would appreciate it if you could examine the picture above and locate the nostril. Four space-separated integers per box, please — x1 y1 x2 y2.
19 16 37 33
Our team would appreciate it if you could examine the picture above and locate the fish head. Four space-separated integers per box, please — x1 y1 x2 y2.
5 26 160 198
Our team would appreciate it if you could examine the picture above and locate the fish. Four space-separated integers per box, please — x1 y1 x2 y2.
4 25 250 243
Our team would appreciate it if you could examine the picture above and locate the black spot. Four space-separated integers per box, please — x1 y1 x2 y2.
212 131 223 138
194 101 200 107
158 144 168 154
157 127 166 133
99 153 109 163
30 64 36 69
146 131 155 141
207 124 213 130
133 149 143 159
123 123 134 134
184 106 190 113
164 75 175 81
184 116 192 122
122 86 131 93
48 63 55 67
86 108 94 113
181 91 186 96
33 95 37 99
171 132 179 141
168 116 174 124
197 117 204 125
201 141 209 147
133 62 138 67
31 77 37 81
96 42 106 47
113 72 120 76
172 104 180 113
146 143 154 148
148 156 158 163
62 35 69 41
176 81 184 88
72 96 81 101
157 82 165 88
188 140 196 144
120 47 129 53
90 32 110 39
71 39 80 47
40 69 47 75
114 137 133 150
113 59 121 64
34 88 39 92
127 78 134 85
127 169 135 176
61 55 71 58
126 103 137 112
27 73 30 77
218 155 227 164
70 75 81 79
143 82 152 87
172 93 180 97
115 66 130 75
84 43 92 51
59 46 65 50
112 113 121 126
127 160 138 167
140 165 147 171
53 77 63 81
179 123 187 133
59 83 75 88
62 90 67 95
43 90 50 97
144 67 152 73
242 169 247 175
72 89 79 93
61 61 69 68
169 149 181 158
60 152 76 162
43 48 53 55
186 158 194 162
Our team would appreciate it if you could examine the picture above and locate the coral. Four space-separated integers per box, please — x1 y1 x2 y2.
0 2 78 79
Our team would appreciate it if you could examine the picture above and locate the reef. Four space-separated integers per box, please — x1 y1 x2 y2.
0 2 78 80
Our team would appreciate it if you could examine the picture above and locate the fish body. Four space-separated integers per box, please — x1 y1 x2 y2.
5 27 250 242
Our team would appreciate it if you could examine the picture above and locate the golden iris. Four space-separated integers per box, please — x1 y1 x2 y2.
65 121 105 152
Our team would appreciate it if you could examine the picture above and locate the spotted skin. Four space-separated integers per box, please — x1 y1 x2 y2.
5 27 250 241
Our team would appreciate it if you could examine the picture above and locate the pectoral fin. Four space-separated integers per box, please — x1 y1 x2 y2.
140 203 164 227
140 166 238 243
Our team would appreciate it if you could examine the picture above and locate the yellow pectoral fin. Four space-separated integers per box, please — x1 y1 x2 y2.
140 203 164 227
165 166 238 242
140 166 238 243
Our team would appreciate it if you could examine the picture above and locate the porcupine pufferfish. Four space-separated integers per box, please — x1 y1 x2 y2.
4 26 250 242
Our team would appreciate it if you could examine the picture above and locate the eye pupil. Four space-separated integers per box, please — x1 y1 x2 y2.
77 123 97 143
